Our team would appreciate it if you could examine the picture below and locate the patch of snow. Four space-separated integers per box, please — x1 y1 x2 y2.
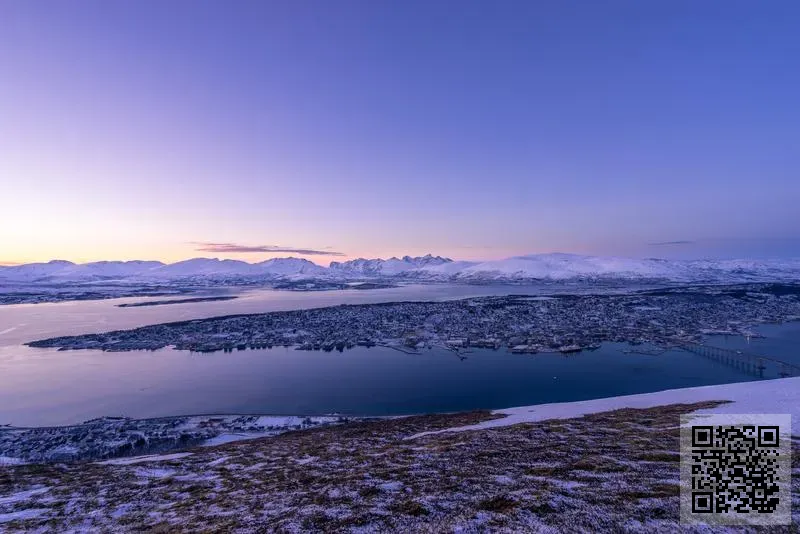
409 377 800 439
255 416 306 427
96 452 193 465
206 456 230 467
174 472 220 483
0 487 49 505
110 503 134 519
0 508 49 523
378 481 404 492
201 432 273 447
0 456 27 467
134 467 176 478
548 479 586 491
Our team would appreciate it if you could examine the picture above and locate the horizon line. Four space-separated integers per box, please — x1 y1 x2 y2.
3 251 800 268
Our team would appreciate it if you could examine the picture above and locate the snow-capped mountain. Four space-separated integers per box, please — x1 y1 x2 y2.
0 257 330 283
78 260 165 278
257 257 327 277
0 260 166 282
2 253 799 285
148 257 328 279
407 260 480 279
450 253 800 283
455 254 684 281
0 260 79 282
329 254 452 277
151 258 260 278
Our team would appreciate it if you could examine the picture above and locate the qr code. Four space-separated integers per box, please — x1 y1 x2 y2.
680 414 791 526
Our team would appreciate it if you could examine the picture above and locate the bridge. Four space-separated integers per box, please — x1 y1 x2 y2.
674 340 800 379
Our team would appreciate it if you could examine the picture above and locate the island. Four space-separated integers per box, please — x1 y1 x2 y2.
272 280 398 291
116 296 238 307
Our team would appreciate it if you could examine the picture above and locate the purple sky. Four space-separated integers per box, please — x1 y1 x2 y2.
2 1 799 264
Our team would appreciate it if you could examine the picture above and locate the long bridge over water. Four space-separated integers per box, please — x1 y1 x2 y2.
673 340 800 379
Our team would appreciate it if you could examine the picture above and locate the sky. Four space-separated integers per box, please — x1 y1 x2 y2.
1 1 799 265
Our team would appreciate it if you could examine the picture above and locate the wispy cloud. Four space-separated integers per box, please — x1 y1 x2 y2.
193 242 345 256
649 240 695 246
0 261 21 266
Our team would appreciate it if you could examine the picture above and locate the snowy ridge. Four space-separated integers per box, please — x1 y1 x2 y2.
1 253 799 284
453 253 800 282
256 257 326 276
329 254 452 276
0 257 326 283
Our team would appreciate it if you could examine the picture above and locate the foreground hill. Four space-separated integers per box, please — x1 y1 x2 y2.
1 379 798 532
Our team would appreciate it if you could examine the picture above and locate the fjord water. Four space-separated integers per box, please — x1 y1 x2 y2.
1 285 798 427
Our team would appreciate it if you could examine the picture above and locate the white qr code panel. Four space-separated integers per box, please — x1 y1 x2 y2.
680 413 791 526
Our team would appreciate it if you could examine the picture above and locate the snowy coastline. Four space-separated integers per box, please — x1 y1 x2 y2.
0 414 365 465
3 377 797 466
2 378 797 531
411 376 800 439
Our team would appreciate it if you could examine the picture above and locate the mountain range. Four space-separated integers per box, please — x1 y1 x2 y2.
1 253 799 284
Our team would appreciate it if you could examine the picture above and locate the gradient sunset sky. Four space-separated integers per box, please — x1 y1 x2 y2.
2 1 798 265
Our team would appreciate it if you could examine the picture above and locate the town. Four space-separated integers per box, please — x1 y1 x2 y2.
27 283 800 355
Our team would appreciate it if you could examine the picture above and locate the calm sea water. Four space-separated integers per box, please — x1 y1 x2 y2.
1 285 797 427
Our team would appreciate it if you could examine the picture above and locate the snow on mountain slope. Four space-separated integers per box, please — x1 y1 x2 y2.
412 260 480 277
257 257 326 276
329 254 452 277
454 253 800 282
74 261 165 280
2 253 799 284
0 260 165 282
0 260 79 282
150 258 260 277
456 253 687 281
687 258 800 281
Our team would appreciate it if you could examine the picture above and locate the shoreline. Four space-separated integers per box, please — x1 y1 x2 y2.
116 295 238 307
0 413 374 465
4 375 799 465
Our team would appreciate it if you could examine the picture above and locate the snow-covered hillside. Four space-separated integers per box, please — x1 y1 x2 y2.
0 257 324 283
256 257 327 277
150 258 257 278
456 253 685 281
455 253 800 283
0 260 166 283
329 254 452 276
2 253 799 285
